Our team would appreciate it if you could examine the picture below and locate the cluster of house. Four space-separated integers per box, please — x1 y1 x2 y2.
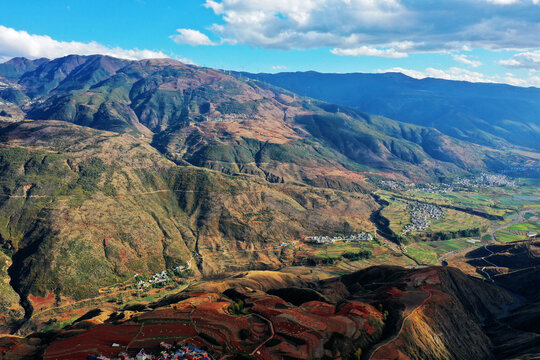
203 113 249 122
88 342 214 360
304 232 373 244
380 180 414 191
135 260 191 289
380 180 452 194
415 183 453 194
381 173 517 195
401 201 445 234
454 173 516 188
136 271 169 289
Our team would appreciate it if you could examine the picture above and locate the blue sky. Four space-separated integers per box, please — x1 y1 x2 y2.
0 0 539 87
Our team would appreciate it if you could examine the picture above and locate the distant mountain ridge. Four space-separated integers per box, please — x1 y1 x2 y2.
239 71 540 151
0 54 524 183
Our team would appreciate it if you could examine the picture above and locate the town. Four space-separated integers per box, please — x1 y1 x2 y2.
402 201 446 234
304 232 373 244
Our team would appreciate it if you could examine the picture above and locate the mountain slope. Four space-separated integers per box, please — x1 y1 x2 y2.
240 71 540 151
0 55 533 331
0 120 381 326
0 55 527 184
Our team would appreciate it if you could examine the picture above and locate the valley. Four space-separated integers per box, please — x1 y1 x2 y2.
0 55 538 359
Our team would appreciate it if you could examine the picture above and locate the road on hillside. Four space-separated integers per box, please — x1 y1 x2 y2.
365 288 433 360
490 210 527 242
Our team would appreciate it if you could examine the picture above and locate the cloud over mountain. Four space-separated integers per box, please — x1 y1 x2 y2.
0 25 168 61
190 0 540 55
170 28 217 46
500 50 540 71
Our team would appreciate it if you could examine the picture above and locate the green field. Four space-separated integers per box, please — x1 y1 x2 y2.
507 222 540 232
380 177 540 217
373 181 540 266
429 209 490 232
405 244 439 265
405 239 483 265
311 241 378 259
379 198 409 234
495 230 524 243
378 193 492 235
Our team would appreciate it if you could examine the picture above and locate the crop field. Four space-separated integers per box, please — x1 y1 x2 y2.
378 194 492 235
405 239 482 265
389 179 540 216
310 241 378 259
429 209 490 232
507 222 540 232
379 198 409 234
405 243 439 265
495 230 525 242
426 239 482 252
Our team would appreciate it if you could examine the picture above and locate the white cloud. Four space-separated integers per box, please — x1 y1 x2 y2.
503 73 540 87
381 66 491 83
484 0 520 4
193 0 540 54
452 54 482 67
484 0 539 4
331 45 408 58
379 66 540 87
202 0 409 50
271 65 288 70
170 28 217 46
500 50 540 71
0 26 168 60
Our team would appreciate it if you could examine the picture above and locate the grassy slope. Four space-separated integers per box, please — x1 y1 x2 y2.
2 55 528 184
0 120 380 322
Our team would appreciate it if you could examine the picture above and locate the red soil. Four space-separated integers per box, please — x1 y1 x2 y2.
29 293 55 312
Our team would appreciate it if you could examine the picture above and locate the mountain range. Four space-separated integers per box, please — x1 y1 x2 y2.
0 55 538 359
241 71 540 152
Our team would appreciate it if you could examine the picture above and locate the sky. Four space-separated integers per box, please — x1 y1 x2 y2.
0 0 539 87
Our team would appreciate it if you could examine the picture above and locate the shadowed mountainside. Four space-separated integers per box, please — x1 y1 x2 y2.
240 71 540 152
0 55 529 183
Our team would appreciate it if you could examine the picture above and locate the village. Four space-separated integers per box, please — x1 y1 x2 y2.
88 342 214 360
135 260 192 290
381 173 516 195
202 113 249 122
454 173 516 188
402 201 446 234
304 232 373 244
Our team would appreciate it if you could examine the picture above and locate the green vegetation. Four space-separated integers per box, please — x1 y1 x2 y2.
405 244 439 265
228 301 247 315
342 250 372 261
507 222 540 232
73 157 108 193
495 230 525 243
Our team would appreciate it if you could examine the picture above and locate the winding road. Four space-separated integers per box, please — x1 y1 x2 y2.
490 210 527 242
366 288 433 360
